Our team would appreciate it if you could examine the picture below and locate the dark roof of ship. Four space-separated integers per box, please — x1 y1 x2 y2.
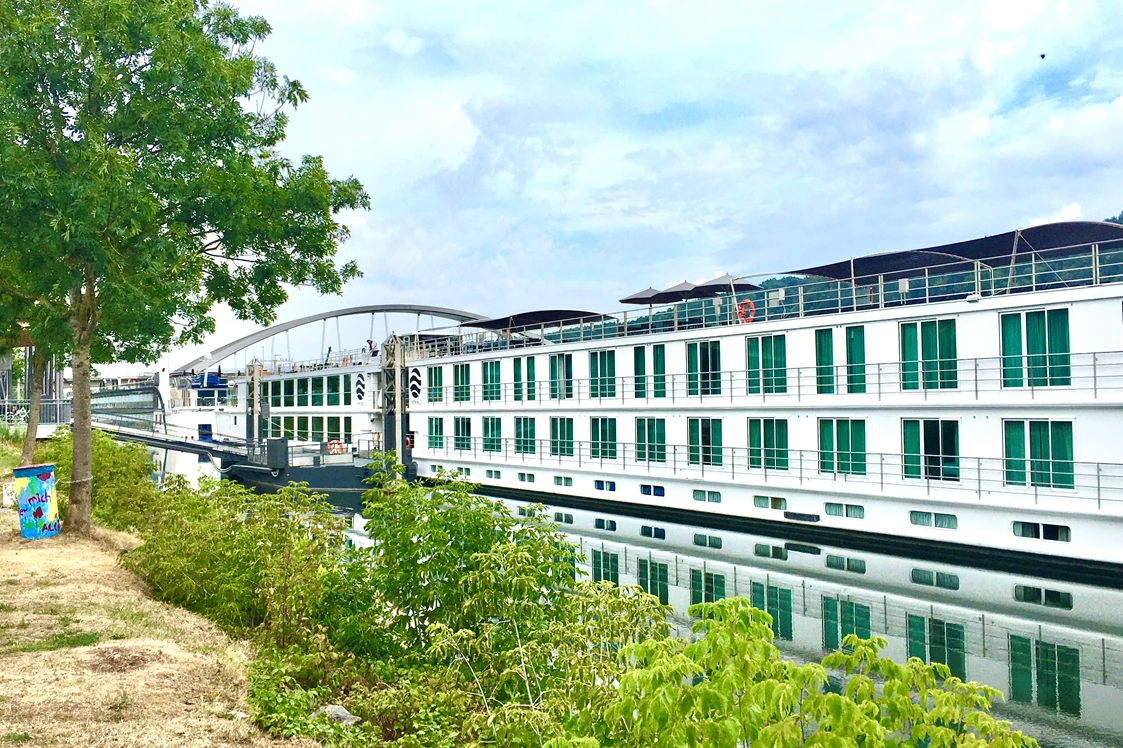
465 310 611 330
790 221 1123 283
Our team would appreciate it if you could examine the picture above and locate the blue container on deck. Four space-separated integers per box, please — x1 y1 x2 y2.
14 464 60 540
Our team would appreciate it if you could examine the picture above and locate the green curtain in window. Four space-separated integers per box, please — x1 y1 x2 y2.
1009 635 1034 703
1004 420 1027 485
1026 311 1048 387
766 419 788 470
944 622 967 680
822 598 840 650
638 559 649 594
525 357 535 401
1047 309 1071 386
748 419 762 469
1001 314 1024 387
711 574 726 603
770 336 787 393
514 358 523 401
747 337 761 394
550 355 559 399
853 603 871 640
688 418 701 465
653 344 666 398
1029 420 1052 487
589 352 599 398
816 329 834 393
941 420 960 480
634 346 646 398
937 319 957 389
709 419 723 466
836 420 852 474
900 323 919 390
653 419 666 462
774 587 793 640
819 419 835 473
921 320 939 389
635 418 648 461
691 569 703 606
750 581 764 610
846 326 866 393
687 342 700 396
903 420 921 478
1050 421 1074 489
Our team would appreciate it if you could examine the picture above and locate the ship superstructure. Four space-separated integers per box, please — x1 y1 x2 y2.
404 221 1123 564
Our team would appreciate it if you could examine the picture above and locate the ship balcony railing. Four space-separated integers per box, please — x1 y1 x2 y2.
0 399 73 426
410 350 1123 407
416 436 1123 512
404 239 1123 362
260 347 377 375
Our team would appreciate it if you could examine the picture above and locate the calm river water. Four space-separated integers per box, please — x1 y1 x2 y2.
497 498 1123 748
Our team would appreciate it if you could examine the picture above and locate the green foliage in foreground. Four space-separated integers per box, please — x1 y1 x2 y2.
84 440 1038 747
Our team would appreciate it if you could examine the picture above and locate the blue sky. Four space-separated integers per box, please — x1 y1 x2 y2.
150 0 1123 370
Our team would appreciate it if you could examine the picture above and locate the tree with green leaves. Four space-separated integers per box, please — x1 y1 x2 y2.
0 0 368 534
1106 210 1123 226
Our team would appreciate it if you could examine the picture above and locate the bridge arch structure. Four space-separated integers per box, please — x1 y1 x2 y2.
174 304 484 374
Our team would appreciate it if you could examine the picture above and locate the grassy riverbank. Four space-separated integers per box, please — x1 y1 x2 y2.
0 511 315 747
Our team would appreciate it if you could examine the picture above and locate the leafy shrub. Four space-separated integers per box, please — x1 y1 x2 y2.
35 427 158 530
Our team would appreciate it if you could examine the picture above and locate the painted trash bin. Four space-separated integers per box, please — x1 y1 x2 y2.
14 464 60 540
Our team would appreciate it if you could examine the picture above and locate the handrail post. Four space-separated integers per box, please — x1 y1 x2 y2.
1093 243 1100 284
798 285 805 318
975 260 981 296
878 274 884 309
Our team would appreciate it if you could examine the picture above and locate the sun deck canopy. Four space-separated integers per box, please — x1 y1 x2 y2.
791 221 1123 284
466 310 610 331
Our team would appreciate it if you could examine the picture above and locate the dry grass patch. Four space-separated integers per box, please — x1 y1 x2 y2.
0 511 317 747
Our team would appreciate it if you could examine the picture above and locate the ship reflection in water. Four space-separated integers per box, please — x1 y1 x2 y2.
487 498 1122 748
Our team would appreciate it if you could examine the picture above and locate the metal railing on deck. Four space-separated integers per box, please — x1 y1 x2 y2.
405 239 1123 362
416 436 1123 512
0 400 73 426
410 350 1123 406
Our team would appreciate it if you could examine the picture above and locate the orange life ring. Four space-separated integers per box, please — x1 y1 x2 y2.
327 439 344 455
736 299 756 323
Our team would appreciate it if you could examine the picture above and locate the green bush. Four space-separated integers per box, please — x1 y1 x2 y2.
0 421 25 448
35 427 158 531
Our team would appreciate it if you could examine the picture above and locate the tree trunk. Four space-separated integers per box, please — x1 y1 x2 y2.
64 276 97 536
19 348 43 466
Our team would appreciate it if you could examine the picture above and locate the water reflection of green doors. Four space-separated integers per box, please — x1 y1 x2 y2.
750 582 793 640
822 598 871 650
637 559 669 605
1009 635 1080 717
907 614 966 680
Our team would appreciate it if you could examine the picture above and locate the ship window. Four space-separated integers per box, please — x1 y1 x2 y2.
344 416 352 444
845 326 866 394
549 353 573 400
482 360 501 401
428 417 444 449
326 375 341 406
518 472 536 483
641 484 652 495
343 374 352 406
270 380 282 408
818 419 866 475
746 334 786 394
748 418 789 470
825 502 843 516
553 512 573 524
900 319 957 390
454 417 471 451
311 377 324 407
902 419 960 481
687 340 722 395
590 417 617 459
1000 309 1070 388
550 417 574 457
297 416 309 441
297 378 309 407
654 485 664 496
595 518 617 532
327 416 341 442
482 417 501 452
515 417 536 454
688 417 723 466
453 363 470 402
590 350 617 398
283 416 294 439
636 418 667 463
815 329 834 394
1003 420 1074 489
427 366 443 402
910 511 933 527
846 504 864 518
311 416 324 443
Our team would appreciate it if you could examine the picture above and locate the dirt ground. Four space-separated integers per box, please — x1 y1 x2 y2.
0 499 318 747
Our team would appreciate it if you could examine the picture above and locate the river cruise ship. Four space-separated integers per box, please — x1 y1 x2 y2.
402 221 1123 567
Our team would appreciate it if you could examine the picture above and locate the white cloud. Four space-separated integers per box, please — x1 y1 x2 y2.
1028 202 1083 227
382 29 424 57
